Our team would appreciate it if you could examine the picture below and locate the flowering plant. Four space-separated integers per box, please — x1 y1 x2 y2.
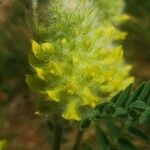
26 0 150 149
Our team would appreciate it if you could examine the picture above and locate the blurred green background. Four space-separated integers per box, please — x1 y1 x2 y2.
0 0 149 150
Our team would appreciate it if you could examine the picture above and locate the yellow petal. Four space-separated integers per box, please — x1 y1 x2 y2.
46 88 61 102
41 42 54 53
32 40 41 56
35 67 45 80
81 88 99 107
47 62 62 76
62 101 80 121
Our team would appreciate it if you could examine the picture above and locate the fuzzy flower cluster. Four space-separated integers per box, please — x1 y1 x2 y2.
26 0 134 121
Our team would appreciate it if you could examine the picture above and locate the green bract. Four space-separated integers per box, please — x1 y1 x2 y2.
26 0 134 120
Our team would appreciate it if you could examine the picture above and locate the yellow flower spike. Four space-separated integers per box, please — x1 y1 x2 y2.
46 88 61 102
62 100 81 121
27 0 134 121
41 42 54 53
82 88 99 108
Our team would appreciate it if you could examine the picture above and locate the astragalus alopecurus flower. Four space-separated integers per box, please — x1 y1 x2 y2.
26 0 134 121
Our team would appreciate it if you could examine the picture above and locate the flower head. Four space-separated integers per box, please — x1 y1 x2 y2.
26 0 134 121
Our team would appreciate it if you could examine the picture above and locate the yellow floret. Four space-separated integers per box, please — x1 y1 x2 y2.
41 42 54 53
82 88 100 108
62 101 80 121
46 88 61 102
32 40 41 57
46 62 62 76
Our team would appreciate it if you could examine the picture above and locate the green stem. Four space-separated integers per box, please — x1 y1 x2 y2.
73 128 83 150
52 122 63 150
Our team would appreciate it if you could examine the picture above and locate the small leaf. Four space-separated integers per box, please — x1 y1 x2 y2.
129 101 147 110
126 83 145 107
136 81 150 102
139 107 150 124
106 120 119 142
95 126 110 150
147 95 150 106
115 84 132 106
81 143 93 150
127 126 149 141
111 91 122 103
114 108 127 117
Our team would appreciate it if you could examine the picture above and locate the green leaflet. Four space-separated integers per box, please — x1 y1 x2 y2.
95 126 110 150
94 81 150 125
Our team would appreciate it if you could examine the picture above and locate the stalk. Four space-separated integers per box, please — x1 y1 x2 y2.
73 128 83 150
52 121 63 150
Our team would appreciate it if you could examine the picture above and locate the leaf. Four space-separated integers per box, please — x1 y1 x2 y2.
129 101 147 110
106 120 119 142
114 107 127 117
147 95 150 106
126 83 145 107
95 126 110 150
111 91 122 103
139 107 150 124
115 84 132 106
136 81 150 102
127 126 149 141
81 143 93 150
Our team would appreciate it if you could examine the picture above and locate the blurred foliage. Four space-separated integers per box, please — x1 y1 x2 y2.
0 0 30 102
122 0 150 62
0 140 6 150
